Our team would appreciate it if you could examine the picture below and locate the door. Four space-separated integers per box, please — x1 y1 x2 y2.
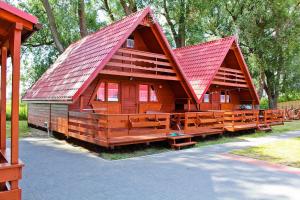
211 91 220 110
122 82 137 113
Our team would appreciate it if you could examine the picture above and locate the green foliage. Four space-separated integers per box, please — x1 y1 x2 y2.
6 102 28 121
259 97 269 109
6 121 30 138
11 0 300 107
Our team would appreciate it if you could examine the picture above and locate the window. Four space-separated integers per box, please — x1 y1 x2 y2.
96 82 105 101
107 83 119 102
126 39 134 48
220 91 230 103
203 91 210 103
139 84 148 102
96 82 119 102
150 85 158 102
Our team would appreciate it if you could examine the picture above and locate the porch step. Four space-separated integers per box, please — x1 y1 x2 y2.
171 141 197 150
167 134 196 150
257 124 272 132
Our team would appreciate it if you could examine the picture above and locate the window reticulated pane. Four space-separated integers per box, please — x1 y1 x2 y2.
96 82 105 101
139 84 148 102
107 83 119 102
204 92 210 103
220 91 226 103
150 85 158 102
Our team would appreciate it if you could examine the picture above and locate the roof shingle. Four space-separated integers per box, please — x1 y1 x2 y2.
23 8 149 101
174 36 236 100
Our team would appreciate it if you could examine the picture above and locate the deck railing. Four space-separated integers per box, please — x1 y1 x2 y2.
184 111 225 132
68 111 170 146
224 110 259 131
102 48 179 81
0 150 23 199
260 109 284 125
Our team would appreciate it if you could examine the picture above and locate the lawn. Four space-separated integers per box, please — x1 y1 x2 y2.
6 121 30 138
238 121 300 139
98 120 300 160
232 137 300 168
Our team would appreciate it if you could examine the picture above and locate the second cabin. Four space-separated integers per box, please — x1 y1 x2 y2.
23 8 283 148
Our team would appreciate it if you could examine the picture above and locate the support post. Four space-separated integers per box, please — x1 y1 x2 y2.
0 47 7 152
10 23 23 165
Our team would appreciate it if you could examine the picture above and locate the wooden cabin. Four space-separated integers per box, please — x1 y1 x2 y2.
23 8 199 148
0 2 39 199
24 8 283 149
174 37 262 132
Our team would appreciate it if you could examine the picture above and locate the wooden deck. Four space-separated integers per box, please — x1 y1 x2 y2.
68 111 170 148
224 110 259 132
66 109 284 148
182 111 224 137
260 109 284 126
0 150 23 199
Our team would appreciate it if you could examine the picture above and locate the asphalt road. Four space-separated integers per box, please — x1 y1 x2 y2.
18 131 300 200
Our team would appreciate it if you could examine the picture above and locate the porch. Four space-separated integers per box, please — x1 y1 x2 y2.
66 109 279 148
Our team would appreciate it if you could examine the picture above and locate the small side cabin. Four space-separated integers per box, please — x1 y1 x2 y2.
24 8 283 148
174 37 264 132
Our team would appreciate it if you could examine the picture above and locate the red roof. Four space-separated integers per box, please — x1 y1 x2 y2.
174 36 259 103
23 8 150 102
0 1 38 24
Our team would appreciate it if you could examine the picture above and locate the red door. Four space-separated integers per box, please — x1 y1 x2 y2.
211 91 220 110
122 82 137 114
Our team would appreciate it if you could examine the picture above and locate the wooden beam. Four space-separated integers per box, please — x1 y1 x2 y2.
100 70 179 81
0 10 33 30
10 23 22 165
213 75 246 83
106 62 175 73
219 67 243 74
117 48 168 60
216 71 245 79
211 81 248 88
112 55 172 67
0 47 7 152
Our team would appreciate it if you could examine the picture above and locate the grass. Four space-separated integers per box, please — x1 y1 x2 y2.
238 121 300 139
6 101 28 120
6 121 30 138
99 120 300 160
232 137 300 168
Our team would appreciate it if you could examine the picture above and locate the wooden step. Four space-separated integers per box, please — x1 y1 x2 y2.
257 125 272 132
171 141 196 150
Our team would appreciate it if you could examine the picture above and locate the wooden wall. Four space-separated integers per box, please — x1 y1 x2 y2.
70 75 182 114
50 104 68 134
28 103 50 128
28 103 69 135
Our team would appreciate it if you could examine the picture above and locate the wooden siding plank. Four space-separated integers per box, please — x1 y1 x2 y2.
100 70 179 81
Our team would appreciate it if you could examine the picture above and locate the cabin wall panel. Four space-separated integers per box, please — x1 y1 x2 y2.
28 103 50 128
50 104 68 134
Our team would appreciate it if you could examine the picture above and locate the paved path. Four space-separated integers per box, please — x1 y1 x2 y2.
17 131 300 200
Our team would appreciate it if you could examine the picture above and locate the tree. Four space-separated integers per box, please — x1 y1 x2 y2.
41 0 65 53
78 0 88 37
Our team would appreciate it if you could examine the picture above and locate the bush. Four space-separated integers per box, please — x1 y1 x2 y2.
260 97 269 109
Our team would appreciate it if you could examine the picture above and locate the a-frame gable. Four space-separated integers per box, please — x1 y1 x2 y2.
102 17 180 81
211 41 259 104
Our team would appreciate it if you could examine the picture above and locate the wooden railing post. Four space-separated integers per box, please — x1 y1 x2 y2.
0 46 7 152
10 23 22 166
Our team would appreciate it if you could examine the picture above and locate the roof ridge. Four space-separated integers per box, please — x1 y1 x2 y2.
66 7 150 49
174 36 235 51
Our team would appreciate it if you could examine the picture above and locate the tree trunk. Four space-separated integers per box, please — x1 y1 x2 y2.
42 0 65 53
103 0 115 21
78 0 88 37
119 0 137 15
268 95 278 109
